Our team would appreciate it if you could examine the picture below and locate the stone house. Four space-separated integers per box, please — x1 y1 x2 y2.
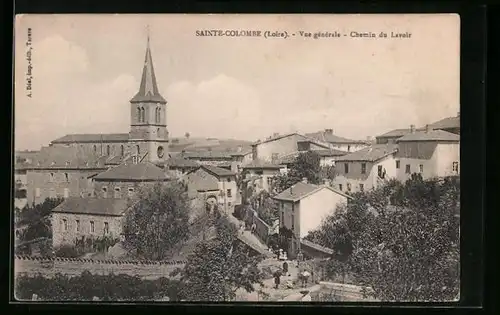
333 144 399 194
241 159 283 193
273 179 352 258
90 162 171 199
395 128 460 181
305 129 370 152
51 198 133 248
375 125 425 144
251 133 332 164
184 165 238 215
165 157 200 179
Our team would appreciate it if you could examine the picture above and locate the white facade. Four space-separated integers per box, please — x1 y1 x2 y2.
333 154 397 194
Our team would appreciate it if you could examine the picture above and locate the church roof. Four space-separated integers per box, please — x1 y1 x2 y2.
130 36 166 104
51 133 129 144
92 162 169 181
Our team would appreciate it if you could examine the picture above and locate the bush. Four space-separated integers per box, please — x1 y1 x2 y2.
54 245 80 258
15 271 183 301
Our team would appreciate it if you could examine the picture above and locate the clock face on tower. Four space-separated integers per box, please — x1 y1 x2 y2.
157 146 164 158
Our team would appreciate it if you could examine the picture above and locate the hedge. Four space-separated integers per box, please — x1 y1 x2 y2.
15 271 184 301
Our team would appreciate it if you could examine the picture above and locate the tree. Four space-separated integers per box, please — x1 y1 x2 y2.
270 151 322 194
185 132 190 139
174 215 264 301
305 176 460 301
18 197 65 243
250 190 279 226
122 182 191 260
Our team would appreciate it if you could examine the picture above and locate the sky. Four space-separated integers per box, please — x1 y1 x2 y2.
14 14 460 150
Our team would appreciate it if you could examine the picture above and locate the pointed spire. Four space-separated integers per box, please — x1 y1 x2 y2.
130 26 166 104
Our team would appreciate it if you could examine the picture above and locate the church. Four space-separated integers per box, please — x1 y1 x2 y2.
49 34 170 166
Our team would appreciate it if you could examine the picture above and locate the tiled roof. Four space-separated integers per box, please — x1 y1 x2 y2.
335 144 398 162
305 131 367 144
376 128 423 139
397 130 460 142
273 182 350 202
312 149 348 157
51 133 129 144
22 146 108 169
182 151 233 160
200 165 236 177
130 39 166 104
92 162 169 181
242 159 282 170
167 157 200 168
426 115 460 131
52 198 131 216
300 239 334 255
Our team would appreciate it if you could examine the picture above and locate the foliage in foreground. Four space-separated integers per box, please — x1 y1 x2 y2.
16 198 65 242
15 271 183 301
305 175 460 302
173 215 264 301
122 182 191 260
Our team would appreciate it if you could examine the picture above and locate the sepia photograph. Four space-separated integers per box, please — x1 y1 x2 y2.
13 14 460 302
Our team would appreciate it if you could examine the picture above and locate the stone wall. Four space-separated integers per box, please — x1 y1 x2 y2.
14 256 186 280
316 281 378 301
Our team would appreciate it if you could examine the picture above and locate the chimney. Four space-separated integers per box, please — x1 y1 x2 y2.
425 124 430 133
325 129 333 135
410 125 416 134
273 132 279 138
302 177 308 184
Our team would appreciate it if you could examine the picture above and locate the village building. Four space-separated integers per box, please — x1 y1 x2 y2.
333 144 399 193
51 198 132 248
90 162 170 199
251 133 332 164
273 179 352 258
425 112 460 135
46 34 170 166
395 127 460 181
21 146 109 206
184 165 239 215
241 159 283 193
165 157 200 178
181 150 236 171
375 125 425 144
305 129 370 152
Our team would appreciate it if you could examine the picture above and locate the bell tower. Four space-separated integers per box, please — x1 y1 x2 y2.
129 27 169 164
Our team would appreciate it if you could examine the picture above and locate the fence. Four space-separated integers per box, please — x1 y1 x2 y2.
14 255 187 280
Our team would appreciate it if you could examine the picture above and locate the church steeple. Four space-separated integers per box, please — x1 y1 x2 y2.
130 28 167 104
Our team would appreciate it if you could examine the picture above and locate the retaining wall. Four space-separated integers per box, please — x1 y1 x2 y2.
14 256 187 280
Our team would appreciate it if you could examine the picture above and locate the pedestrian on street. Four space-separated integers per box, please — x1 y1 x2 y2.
283 261 289 276
273 270 281 289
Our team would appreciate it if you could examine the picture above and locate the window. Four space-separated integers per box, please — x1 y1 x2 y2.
396 160 400 169
339 184 343 191
62 219 68 232
93 145 97 153
347 145 351 152
347 183 352 192
359 184 364 192
64 173 69 182
121 145 124 156
136 145 140 155
104 222 109 234
344 163 349 174
361 163 366 174
281 211 284 225
49 188 56 199
378 165 383 178
419 164 424 173
405 164 411 174
64 188 70 198
291 214 295 230
137 107 141 123
156 107 161 123
128 187 134 197
106 145 111 156
90 221 95 233
227 189 232 198
281 202 284 210
114 187 121 198
452 161 459 173
76 220 80 232
297 141 311 152
102 186 108 198
35 188 40 198
227 177 231 182
141 108 145 122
